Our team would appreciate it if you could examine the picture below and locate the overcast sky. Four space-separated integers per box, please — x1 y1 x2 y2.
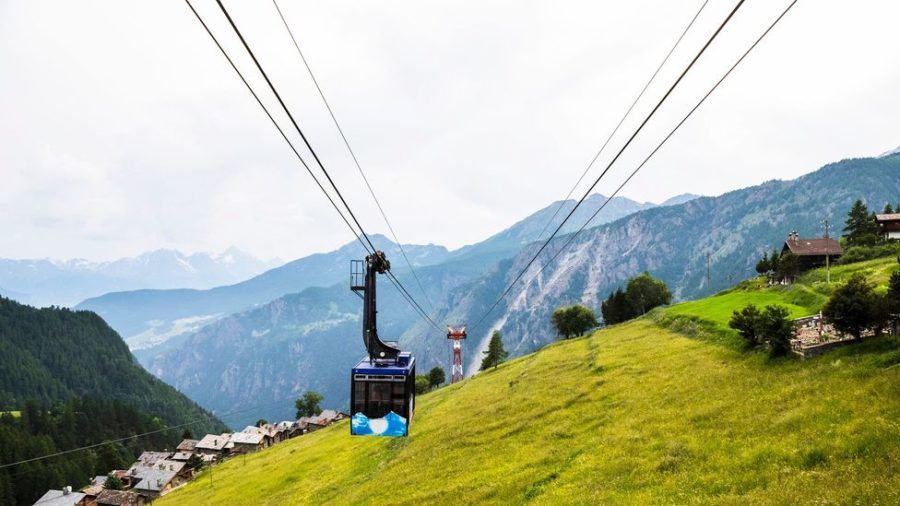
2 0 898 262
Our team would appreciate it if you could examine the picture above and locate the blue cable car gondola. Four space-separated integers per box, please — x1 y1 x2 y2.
349 251 415 437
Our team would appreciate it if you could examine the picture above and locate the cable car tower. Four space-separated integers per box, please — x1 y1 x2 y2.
447 325 467 383
349 251 416 437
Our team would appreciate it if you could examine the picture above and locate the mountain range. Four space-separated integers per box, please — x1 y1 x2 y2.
133 155 898 426
0 248 281 308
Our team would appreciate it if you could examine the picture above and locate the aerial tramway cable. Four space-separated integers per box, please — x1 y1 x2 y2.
534 0 710 244
184 0 371 257
471 0 748 331
272 0 437 315
196 0 437 332
476 0 799 330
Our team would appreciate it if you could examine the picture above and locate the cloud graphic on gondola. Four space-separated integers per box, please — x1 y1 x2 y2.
351 412 407 437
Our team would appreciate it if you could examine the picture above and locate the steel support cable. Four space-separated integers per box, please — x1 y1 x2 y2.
215 0 439 335
506 0 800 322
184 0 372 256
534 0 710 244
0 394 304 471
386 270 443 332
209 1 436 332
472 0 747 330
272 0 437 314
214 0 377 255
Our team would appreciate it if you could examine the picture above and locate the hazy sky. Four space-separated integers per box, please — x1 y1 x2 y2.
2 0 898 262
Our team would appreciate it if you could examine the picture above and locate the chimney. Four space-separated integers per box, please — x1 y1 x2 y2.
63 486 71 495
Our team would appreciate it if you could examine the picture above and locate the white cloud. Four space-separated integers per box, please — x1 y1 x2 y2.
1 0 898 261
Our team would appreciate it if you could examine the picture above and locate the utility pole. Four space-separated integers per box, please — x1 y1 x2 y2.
824 219 831 284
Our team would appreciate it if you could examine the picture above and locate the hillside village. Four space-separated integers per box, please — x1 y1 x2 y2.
32 410 347 506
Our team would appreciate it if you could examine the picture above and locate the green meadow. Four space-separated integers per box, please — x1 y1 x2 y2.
159 315 900 504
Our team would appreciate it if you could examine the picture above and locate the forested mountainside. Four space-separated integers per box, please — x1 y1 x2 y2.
0 297 225 434
141 155 898 425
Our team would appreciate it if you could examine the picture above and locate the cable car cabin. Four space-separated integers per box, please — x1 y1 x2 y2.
350 352 415 437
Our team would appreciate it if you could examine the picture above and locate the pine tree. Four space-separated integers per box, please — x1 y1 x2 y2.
755 252 770 275
884 203 895 214
480 331 509 371
843 199 879 246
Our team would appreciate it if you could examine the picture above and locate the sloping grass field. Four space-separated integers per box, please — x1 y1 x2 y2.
160 316 900 504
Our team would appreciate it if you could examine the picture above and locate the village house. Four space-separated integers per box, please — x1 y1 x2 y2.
175 438 198 454
32 487 86 506
875 213 900 240
130 460 187 500
195 433 232 459
95 489 145 506
230 431 266 454
134 451 172 467
781 231 842 271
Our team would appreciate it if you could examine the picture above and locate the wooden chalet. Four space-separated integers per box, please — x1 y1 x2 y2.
781 231 842 271
875 213 900 240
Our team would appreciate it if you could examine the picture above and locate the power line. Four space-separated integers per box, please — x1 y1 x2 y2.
0 394 300 471
534 0 710 244
184 0 371 257
505 0 800 313
472 0 748 330
272 0 436 314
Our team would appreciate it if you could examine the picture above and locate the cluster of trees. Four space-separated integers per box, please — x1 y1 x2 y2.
551 305 598 339
601 272 672 325
0 396 186 506
728 304 794 356
415 367 448 394
843 199 897 247
823 271 900 338
755 250 799 283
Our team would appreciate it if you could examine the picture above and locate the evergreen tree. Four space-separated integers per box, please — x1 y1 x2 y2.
255 419 268 428
884 203 894 214
776 252 800 283
601 288 630 325
760 305 794 357
729 304 763 346
843 199 879 246
427 367 446 388
823 274 876 339
755 252 770 275
480 331 509 371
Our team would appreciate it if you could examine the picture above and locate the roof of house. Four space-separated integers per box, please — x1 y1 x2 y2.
132 467 178 493
81 483 104 497
175 439 198 452
91 476 109 487
875 213 900 222
783 237 843 256
34 489 86 506
170 451 193 461
195 433 231 451
130 460 185 480
135 451 171 466
96 489 144 506
230 432 265 445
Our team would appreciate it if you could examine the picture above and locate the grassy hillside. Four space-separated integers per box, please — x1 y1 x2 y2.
663 256 899 340
159 316 900 504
